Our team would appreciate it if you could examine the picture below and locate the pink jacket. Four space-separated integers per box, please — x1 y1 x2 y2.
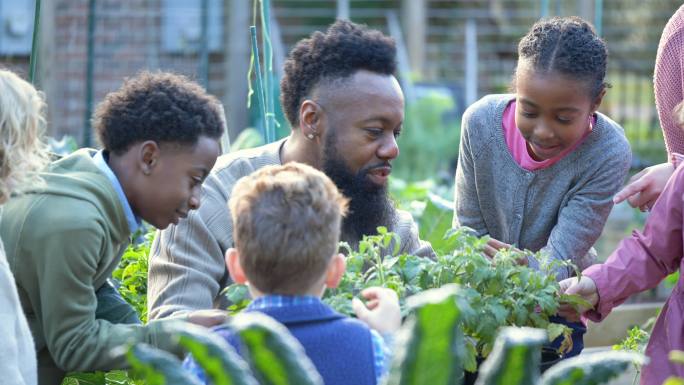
584 163 684 385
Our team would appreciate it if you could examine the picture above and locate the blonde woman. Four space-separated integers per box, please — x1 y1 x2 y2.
0 69 50 385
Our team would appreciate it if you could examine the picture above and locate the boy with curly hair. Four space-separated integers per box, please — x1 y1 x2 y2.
0 71 228 384
184 162 401 385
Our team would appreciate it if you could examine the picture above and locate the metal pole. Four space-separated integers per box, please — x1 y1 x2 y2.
540 0 549 18
465 19 478 106
260 0 275 143
28 0 42 84
199 0 210 88
83 0 96 147
337 0 349 20
594 0 603 36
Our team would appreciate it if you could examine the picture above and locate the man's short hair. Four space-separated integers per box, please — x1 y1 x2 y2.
280 19 397 127
93 71 225 154
229 162 349 294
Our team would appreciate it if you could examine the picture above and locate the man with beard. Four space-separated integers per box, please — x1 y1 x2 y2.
147 20 434 320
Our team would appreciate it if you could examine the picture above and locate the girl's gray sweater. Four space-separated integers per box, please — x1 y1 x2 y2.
453 94 632 279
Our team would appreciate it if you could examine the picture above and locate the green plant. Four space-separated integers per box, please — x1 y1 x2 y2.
163 322 259 385
394 92 460 182
612 324 651 384
60 370 144 385
112 230 154 323
386 284 466 385
225 226 583 369
126 344 202 385
230 312 323 385
115 286 640 385
540 351 646 385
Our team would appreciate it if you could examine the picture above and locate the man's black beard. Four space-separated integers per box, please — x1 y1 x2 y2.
322 134 396 248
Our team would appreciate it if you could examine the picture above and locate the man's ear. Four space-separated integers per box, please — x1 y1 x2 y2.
225 248 248 284
139 140 161 175
299 100 325 140
324 253 346 289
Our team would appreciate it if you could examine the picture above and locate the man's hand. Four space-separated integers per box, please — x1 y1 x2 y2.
613 162 674 211
485 238 527 266
186 309 229 327
352 287 401 334
558 276 599 321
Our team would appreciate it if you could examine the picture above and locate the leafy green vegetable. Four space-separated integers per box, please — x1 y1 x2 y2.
112 230 154 323
475 327 547 385
540 351 645 385
125 343 203 385
231 312 323 385
387 285 466 385
163 322 259 385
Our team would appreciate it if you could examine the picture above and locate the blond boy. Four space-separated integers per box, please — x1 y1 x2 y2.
184 162 400 385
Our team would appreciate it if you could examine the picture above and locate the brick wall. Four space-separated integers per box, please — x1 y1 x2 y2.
48 0 226 145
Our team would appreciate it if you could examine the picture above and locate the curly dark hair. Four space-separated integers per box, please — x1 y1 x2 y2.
93 71 225 154
517 16 608 98
280 20 397 127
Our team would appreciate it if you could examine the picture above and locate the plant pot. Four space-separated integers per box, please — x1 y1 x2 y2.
462 347 561 385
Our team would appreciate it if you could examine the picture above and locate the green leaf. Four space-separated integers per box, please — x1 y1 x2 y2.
125 343 203 385
387 285 464 385
541 351 646 385
232 312 323 385
464 339 478 373
61 372 106 385
476 327 547 385
546 323 567 342
559 293 593 310
417 195 456 254
163 322 259 385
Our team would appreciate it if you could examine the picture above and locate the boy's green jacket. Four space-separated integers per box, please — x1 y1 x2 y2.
0 149 182 382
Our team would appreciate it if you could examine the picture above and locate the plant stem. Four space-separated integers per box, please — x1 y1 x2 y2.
259 0 275 143
249 26 268 143
374 247 386 286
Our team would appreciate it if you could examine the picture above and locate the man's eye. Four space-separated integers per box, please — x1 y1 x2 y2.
393 130 402 138
365 128 382 137
520 111 536 118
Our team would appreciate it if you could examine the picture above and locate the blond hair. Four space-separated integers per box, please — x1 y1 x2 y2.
0 70 49 203
229 162 349 294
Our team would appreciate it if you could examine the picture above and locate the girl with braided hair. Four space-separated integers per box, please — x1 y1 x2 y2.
453 16 631 357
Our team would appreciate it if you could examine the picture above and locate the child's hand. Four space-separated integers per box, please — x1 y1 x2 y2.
613 162 674 211
557 276 599 321
186 309 229 327
352 287 401 334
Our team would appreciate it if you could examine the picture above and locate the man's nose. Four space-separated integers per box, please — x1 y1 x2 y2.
377 134 399 160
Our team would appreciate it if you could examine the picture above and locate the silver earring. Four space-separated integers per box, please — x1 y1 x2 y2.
307 133 315 140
